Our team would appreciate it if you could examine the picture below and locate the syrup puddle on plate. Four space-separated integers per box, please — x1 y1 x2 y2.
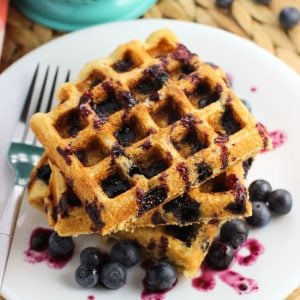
192 238 264 295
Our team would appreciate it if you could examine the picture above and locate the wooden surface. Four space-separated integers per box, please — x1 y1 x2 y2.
1 1 300 299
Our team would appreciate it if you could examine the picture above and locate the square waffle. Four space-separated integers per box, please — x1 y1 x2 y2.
30 29 271 235
28 155 250 234
28 157 222 278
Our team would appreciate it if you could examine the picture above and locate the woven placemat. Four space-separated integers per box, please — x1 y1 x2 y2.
0 1 299 299
0 0 300 74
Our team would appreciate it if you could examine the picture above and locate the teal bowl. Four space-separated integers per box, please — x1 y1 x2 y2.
12 0 157 31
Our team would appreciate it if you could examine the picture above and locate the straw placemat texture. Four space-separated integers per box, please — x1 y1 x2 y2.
0 0 300 74
0 1 300 299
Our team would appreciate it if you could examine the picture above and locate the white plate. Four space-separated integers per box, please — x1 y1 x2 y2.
1 20 300 300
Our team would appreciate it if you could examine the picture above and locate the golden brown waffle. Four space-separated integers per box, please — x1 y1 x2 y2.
28 155 250 234
28 156 221 277
113 222 221 278
30 29 271 235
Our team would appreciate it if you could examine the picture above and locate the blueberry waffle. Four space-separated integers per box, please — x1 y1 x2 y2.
28 155 250 234
28 157 221 277
30 29 271 235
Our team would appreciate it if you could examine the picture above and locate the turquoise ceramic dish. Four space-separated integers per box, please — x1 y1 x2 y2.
12 0 157 31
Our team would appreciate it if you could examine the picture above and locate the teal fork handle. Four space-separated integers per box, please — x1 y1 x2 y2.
8 143 44 186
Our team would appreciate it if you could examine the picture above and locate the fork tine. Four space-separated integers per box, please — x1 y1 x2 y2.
45 66 59 113
34 66 50 114
20 64 39 123
65 70 71 82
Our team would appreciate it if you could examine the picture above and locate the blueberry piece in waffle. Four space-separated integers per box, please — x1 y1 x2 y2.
30 29 271 234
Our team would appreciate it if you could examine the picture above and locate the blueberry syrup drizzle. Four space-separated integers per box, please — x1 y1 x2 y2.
24 227 73 269
192 238 264 295
250 86 257 92
269 130 287 151
140 260 177 300
87 296 95 300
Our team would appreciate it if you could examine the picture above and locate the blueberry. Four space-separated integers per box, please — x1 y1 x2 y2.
249 179 272 202
279 7 300 30
111 240 140 268
241 99 252 112
36 164 51 184
80 247 102 268
220 219 249 249
246 201 271 227
255 0 271 5
215 0 233 8
30 232 49 251
100 262 127 289
145 261 177 291
207 241 234 270
48 232 74 257
267 189 293 215
75 264 99 288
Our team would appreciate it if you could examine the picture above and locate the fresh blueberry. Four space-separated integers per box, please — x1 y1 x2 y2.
249 179 272 202
246 201 271 227
279 7 300 30
255 0 271 5
75 264 99 288
267 189 293 215
215 0 233 8
48 232 74 257
220 219 249 249
241 99 252 112
100 262 127 289
30 232 50 251
80 247 102 268
207 241 234 270
145 261 177 291
111 240 140 268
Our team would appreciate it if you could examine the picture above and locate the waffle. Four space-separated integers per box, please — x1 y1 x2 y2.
30 29 271 235
28 155 250 234
28 157 221 277
113 222 221 278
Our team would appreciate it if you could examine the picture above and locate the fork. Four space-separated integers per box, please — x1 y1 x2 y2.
0 65 70 288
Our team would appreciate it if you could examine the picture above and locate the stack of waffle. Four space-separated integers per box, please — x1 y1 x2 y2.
28 29 271 278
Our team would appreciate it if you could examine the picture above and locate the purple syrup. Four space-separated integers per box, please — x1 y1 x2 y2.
235 238 264 266
141 279 177 300
250 86 257 92
269 130 287 150
87 295 95 300
24 227 73 269
192 238 264 295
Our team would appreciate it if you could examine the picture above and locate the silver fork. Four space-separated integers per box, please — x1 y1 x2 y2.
0 65 70 288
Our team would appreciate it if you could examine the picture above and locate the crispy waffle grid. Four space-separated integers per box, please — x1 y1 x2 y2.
30 29 271 234
29 155 249 234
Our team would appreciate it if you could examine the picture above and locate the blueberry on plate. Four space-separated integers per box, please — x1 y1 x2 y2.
100 262 127 289
279 7 300 30
255 0 271 5
246 201 271 227
241 99 252 112
215 0 233 8
80 247 102 268
30 231 50 251
48 232 74 257
111 240 140 268
207 241 234 270
145 261 177 291
75 264 99 288
249 179 272 202
220 219 249 249
267 189 293 215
